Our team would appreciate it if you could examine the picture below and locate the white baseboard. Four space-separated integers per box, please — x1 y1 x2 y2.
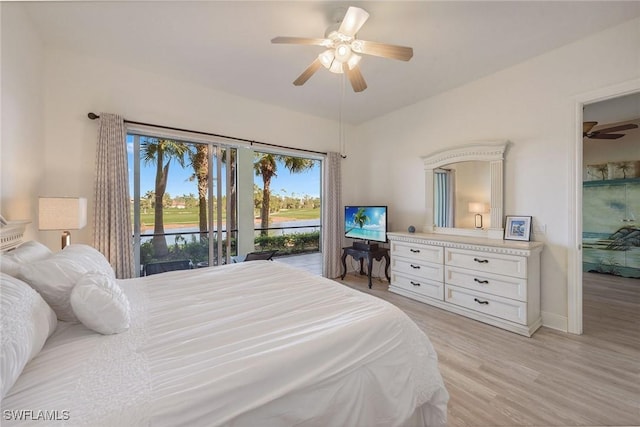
542 311 568 332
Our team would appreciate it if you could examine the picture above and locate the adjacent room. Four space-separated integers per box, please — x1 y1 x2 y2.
1 1 639 426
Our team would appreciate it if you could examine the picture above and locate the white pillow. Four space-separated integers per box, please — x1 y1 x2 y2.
0 273 57 398
18 244 115 322
70 272 130 335
0 241 52 277
56 244 115 279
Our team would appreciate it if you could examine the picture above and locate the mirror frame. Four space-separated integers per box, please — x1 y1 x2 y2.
422 141 507 240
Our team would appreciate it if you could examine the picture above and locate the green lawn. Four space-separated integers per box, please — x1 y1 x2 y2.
272 208 320 220
139 207 201 226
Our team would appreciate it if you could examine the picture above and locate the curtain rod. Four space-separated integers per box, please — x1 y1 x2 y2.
87 112 328 156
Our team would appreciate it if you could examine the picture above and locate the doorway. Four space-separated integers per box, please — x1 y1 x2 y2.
569 81 640 334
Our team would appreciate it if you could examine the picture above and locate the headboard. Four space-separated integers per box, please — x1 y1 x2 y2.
0 221 29 252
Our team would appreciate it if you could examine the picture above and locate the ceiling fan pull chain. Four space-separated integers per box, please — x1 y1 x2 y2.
339 74 346 156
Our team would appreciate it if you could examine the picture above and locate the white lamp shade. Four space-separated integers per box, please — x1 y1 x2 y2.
39 197 87 230
468 202 487 214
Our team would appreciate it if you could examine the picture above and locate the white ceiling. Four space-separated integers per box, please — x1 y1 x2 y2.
22 1 640 124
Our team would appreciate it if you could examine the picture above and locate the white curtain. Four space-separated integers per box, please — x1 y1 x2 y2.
434 170 454 228
321 152 342 278
93 113 134 279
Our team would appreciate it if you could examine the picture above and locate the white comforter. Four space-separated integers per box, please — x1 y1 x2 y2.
3 261 448 426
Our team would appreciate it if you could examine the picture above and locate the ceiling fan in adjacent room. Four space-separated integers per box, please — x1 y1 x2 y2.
271 6 413 92
583 121 639 140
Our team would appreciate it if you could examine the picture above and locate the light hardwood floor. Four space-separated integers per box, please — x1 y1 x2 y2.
338 270 640 427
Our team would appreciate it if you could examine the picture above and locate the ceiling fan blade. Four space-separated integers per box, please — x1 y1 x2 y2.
345 64 367 92
293 58 322 86
583 121 598 134
338 6 369 37
588 133 624 140
594 123 639 134
271 37 330 47
352 40 414 61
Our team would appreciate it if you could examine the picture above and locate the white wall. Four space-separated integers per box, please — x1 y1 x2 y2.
344 17 640 330
0 3 46 240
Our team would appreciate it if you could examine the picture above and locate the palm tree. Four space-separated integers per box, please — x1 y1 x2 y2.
596 164 608 180
141 137 189 257
254 154 314 236
616 162 631 179
353 208 370 229
188 144 209 237
187 146 237 242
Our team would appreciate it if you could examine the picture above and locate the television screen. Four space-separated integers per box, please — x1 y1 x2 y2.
344 206 388 243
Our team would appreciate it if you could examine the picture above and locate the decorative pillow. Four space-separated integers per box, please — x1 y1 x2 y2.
0 241 53 277
0 273 57 398
18 244 115 322
70 272 130 335
56 244 115 279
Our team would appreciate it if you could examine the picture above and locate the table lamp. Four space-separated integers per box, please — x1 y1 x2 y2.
39 197 87 249
468 202 487 229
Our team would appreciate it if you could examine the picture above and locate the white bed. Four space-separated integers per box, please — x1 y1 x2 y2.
2 247 448 426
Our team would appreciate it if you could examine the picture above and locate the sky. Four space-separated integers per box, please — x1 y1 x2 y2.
127 136 321 199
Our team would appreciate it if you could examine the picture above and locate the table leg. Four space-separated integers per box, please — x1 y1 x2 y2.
340 250 348 279
367 253 374 288
384 253 390 282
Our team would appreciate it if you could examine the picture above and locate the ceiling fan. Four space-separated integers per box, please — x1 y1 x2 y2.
271 6 413 92
583 121 639 139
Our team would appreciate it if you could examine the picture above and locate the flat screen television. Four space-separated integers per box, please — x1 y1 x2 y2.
344 205 388 243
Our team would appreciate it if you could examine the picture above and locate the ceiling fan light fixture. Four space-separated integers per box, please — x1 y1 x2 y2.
319 50 335 69
329 60 344 74
334 43 352 62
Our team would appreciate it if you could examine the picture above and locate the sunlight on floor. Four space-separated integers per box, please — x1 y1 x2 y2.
275 252 322 275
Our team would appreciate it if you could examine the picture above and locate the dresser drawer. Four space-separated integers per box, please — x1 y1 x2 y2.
392 272 444 300
445 284 528 325
392 258 443 282
445 266 527 301
445 248 527 278
391 241 443 264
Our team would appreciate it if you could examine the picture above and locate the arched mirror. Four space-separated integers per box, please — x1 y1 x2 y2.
422 141 507 240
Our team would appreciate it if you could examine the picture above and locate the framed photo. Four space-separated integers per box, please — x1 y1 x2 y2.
504 216 532 241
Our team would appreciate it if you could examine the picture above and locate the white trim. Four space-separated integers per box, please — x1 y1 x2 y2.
0 221 30 252
126 124 326 161
422 141 507 240
421 141 507 169
127 123 239 147
541 310 567 332
569 78 640 335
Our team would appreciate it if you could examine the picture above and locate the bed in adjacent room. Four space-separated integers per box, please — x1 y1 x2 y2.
1 240 448 426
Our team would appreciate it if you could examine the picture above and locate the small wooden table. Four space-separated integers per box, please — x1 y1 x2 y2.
340 246 390 289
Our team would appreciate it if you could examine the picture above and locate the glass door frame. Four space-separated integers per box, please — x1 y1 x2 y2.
128 129 237 276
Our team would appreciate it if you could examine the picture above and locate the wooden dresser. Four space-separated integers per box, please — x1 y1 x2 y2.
387 232 544 336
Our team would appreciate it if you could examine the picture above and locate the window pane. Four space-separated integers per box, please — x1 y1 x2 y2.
128 134 238 275
253 152 321 255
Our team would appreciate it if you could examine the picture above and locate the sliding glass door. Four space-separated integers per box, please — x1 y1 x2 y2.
128 133 237 276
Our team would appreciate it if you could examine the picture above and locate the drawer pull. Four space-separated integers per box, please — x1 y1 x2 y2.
410 249 421 253
410 264 421 269
474 298 489 305
410 281 421 287
473 258 489 264
474 278 489 284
